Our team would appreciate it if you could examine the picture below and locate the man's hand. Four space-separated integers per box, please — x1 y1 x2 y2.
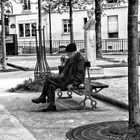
67 84 73 90
59 73 64 78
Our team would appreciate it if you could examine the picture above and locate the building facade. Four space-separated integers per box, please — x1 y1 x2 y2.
1 0 140 53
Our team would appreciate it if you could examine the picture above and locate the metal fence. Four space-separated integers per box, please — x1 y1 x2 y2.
18 40 85 54
102 38 128 53
18 38 130 54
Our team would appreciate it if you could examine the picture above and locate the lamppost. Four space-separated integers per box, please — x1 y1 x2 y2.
5 9 10 35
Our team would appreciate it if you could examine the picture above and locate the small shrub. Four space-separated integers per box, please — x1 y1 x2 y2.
8 77 45 92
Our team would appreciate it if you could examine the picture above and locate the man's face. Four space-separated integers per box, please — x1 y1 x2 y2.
66 52 73 58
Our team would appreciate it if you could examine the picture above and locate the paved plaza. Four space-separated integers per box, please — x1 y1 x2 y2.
0 54 137 140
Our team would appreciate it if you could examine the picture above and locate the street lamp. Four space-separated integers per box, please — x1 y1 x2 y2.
5 9 10 35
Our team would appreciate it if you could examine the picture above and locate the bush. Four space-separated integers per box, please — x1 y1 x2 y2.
8 77 44 92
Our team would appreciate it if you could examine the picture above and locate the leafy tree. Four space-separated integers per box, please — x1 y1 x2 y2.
42 0 103 57
42 0 75 43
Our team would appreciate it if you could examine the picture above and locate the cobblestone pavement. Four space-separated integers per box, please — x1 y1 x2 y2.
97 77 128 104
0 54 135 140
0 90 128 140
0 71 129 140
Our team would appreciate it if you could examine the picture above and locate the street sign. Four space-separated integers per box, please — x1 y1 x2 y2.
10 24 16 28
5 35 13 43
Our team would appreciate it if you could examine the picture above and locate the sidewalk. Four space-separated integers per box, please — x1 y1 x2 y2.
0 55 130 140
2 53 127 71
0 104 36 140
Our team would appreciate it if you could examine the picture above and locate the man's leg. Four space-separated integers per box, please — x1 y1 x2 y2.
42 83 57 111
31 75 62 105
31 77 50 104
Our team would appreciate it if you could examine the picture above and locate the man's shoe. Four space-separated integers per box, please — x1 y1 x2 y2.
42 104 56 112
31 97 46 104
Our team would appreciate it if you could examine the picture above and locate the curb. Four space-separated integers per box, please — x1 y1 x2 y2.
98 63 128 68
92 94 128 110
91 75 128 80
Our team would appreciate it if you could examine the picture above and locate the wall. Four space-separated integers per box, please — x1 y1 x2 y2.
48 10 87 41
9 0 38 14
8 3 138 43
101 6 128 39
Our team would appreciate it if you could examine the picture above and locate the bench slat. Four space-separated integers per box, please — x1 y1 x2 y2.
70 86 85 90
90 82 109 88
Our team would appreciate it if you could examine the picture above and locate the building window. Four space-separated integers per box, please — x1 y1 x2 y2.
31 23 36 36
83 18 87 27
106 0 118 3
19 22 36 38
63 19 70 33
23 0 31 11
108 15 118 38
25 23 30 37
19 24 24 37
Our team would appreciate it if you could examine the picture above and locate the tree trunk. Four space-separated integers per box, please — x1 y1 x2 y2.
49 5 52 54
69 0 74 43
95 0 102 58
37 0 43 72
128 0 140 127
1 1 7 70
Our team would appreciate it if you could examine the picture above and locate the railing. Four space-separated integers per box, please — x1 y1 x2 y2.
18 40 85 54
18 38 130 54
102 38 128 53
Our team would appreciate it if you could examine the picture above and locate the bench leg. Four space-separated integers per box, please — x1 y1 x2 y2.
79 93 97 110
57 88 97 110
91 99 97 109
57 89 63 99
57 89 73 99
67 91 73 98
79 96 87 108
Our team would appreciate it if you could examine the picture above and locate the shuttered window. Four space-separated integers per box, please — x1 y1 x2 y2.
63 19 70 33
23 0 31 11
19 22 36 38
108 15 118 38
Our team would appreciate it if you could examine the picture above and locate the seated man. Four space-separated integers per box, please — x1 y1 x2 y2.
31 43 85 111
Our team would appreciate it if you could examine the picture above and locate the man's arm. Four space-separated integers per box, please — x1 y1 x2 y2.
71 59 85 87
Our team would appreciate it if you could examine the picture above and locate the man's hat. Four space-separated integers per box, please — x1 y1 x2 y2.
65 43 77 52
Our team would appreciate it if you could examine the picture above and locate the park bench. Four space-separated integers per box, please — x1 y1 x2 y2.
57 57 109 109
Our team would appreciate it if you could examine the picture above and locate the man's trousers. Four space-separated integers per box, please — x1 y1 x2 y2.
41 75 67 103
